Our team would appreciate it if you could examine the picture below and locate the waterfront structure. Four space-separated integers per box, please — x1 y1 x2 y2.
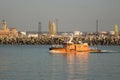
55 19 58 35
109 31 115 35
38 22 42 37
0 20 18 37
52 22 57 35
49 20 52 35
19 31 26 37
48 20 57 36
28 34 38 38
38 22 41 34
74 31 80 36
114 24 119 36
96 20 98 34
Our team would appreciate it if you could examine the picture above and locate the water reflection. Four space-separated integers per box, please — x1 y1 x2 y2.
50 52 90 80
66 52 90 80
50 53 66 80
0 52 17 80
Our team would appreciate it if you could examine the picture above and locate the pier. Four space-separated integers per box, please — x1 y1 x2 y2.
0 34 120 45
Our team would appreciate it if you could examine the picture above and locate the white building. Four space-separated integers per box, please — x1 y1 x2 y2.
28 34 38 38
74 31 80 36
109 31 115 35
20 32 26 36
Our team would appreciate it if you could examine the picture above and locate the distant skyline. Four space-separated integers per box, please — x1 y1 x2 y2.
0 0 120 32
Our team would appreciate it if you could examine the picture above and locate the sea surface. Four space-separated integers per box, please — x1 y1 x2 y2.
0 45 120 80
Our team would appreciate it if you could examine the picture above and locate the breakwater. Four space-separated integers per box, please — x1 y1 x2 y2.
0 35 120 45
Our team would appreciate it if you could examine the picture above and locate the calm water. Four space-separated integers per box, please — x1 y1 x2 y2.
0 45 120 80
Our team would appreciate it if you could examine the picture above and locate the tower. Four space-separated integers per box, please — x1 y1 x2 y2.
55 19 58 35
38 22 41 34
48 20 57 35
114 24 119 36
96 20 98 35
2 20 7 30
52 22 57 35
49 20 52 35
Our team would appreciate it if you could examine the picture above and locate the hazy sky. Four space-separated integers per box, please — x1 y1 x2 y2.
0 0 120 32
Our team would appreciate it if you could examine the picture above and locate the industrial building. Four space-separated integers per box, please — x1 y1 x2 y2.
48 20 57 36
0 20 18 37
114 24 119 36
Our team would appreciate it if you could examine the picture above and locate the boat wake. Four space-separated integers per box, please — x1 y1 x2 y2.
49 49 119 54
49 50 66 54
91 50 119 53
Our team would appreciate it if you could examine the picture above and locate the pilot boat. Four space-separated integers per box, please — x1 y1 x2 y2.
49 34 101 54
49 42 101 53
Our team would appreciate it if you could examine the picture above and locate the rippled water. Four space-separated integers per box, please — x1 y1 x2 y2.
0 45 120 80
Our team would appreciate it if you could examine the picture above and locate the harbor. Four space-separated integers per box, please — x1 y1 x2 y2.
0 0 120 80
0 20 119 45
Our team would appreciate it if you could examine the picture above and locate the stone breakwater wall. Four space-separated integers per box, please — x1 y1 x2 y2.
0 35 120 45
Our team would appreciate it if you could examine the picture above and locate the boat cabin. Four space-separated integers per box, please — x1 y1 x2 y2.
63 42 90 52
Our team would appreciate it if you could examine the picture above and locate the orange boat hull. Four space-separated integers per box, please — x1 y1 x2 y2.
49 48 101 53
